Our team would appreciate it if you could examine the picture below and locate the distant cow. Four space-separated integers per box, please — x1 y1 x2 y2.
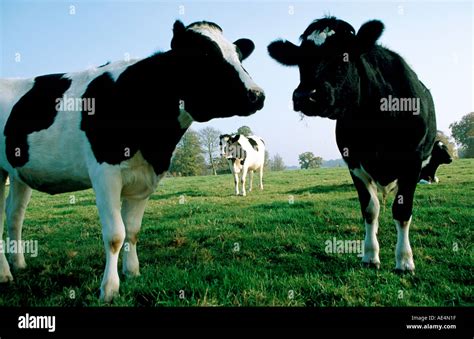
219 134 265 196
269 16 436 272
419 141 452 183
0 20 264 301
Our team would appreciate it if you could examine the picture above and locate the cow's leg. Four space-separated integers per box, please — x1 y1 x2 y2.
6 177 32 270
121 197 147 277
259 166 264 190
350 172 380 268
392 169 419 273
92 169 125 302
248 170 254 192
0 170 12 282
241 166 249 196
233 172 239 195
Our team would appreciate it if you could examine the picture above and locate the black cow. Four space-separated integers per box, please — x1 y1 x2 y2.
0 20 264 301
269 16 436 272
419 140 453 183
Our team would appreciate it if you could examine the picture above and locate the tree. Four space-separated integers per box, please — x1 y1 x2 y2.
450 112 474 158
237 126 253 136
263 150 270 170
270 153 286 171
169 129 206 176
298 152 323 169
436 130 457 159
199 127 221 175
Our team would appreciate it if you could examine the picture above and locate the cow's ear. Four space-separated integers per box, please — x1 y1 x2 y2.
234 39 255 61
267 40 300 66
356 20 384 52
171 20 186 49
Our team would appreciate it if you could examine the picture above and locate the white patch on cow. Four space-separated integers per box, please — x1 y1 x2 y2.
395 218 415 271
307 27 335 46
351 165 380 267
188 24 259 91
421 155 432 168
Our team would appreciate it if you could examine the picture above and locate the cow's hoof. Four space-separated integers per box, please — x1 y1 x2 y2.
100 289 119 303
241 193 246 197
123 269 140 278
100 280 120 303
396 256 415 273
12 259 27 270
362 262 380 269
0 272 13 283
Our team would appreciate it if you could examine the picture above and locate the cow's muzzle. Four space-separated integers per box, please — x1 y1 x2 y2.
292 83 336 118
247 88 265 111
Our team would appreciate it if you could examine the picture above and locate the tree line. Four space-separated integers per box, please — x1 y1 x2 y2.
169 112 473 176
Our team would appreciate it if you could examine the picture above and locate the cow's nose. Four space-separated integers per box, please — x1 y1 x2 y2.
248 89 265 105
293 90 306 111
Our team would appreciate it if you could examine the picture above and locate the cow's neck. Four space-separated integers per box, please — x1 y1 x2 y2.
421 160 439 180
114 51 190 175
353 47 417 119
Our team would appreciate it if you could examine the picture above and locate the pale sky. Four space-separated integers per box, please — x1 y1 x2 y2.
1 0 472 166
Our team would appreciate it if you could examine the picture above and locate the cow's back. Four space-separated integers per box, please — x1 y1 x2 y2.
0 60 140 193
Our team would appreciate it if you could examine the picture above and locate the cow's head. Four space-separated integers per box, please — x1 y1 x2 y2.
268 17 384 119
219 134 246 160
171 21 265 122
433 141 453 164
219 134 232 157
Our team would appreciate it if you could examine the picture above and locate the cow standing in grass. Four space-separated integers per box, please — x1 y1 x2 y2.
269 17 436 272
0 20 264 301
219 134 265 196
419 140 453 184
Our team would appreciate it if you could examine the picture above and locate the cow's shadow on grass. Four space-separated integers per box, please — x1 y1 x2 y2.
286 183 354 195
250 200 315 211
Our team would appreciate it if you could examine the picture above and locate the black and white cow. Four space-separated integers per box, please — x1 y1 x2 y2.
269 17 436 272
0 20 264 301
219 134 265 196
419 140 452 184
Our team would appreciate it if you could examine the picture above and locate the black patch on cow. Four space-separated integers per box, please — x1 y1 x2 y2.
247 137 259 151
80 53 187 175
231 135 240 143
4 73 72 167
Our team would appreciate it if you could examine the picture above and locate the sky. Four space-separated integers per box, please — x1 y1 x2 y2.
1 0 472 166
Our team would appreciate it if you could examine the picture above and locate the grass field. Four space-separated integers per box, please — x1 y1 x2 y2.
0 159 472 307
